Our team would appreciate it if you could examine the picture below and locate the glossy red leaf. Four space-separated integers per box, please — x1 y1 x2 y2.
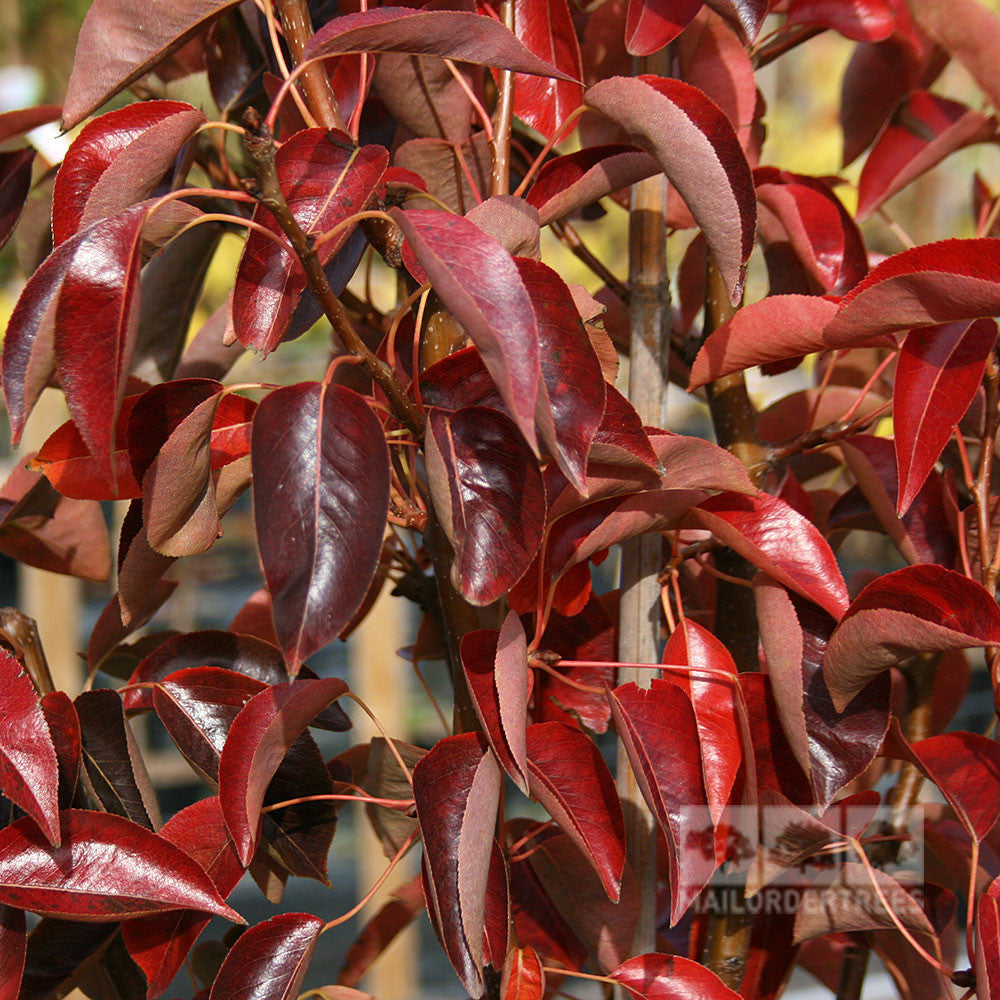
208 912 324 1000
304 7 575 80
0 904 25 1000
688 295 840 389
583 384 660 474
52 100 204 245
823 564 1000 710
626 0 702 55
826 238 1000 344
501 944 545 999
252 382 390 671
525 144 658 226
525 721 625 902
413 732 501 997
76 689 160 830
585 75 755 303
511 0 584 138
425 406 545 605
704 0 768 43
516 258 606 492
121 796 243 999
661 621 741 824
857 92 995 221
611 952 741 999
0 149 34 254
233 130 387 356
393 209 540 448
218 677 349 865
883 722 1000 841
607 682 715 922
40 691 81 811
895 318 996 514
691 492 849 620
976 877 1000 999
786 0 895 41
0 650 60 847
62 0 245 129
460 612 529 792
0 104 60 144
0 810 242 922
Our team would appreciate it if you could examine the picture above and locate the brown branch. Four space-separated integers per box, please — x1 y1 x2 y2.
0 608 54 695
490 0 515 196
835 939 871 1000
979 350 999 593
551 219 630 302
241 110 424 437
273 0 346 131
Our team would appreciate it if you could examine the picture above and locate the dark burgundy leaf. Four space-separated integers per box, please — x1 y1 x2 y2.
121 796 243 998
413 732 501 997
511 0 584 138
585 75 755 302
394 133 493 215
824 564 1000 710
894 318 996 514
516 258 606 492
976 877 1000 998
626 0 702 56
0 650 60 846
857 92 996 221
526 144 658 226
607 682 715 922
362 738 424 858
304 7 576 80
0 810 242 921
611 952 741 999
52 100 204 244
393 209 540 447
0 104 60 144
425 406 545 605
208 912 324 1000
218 677 349 864
0 904 25 1000
584 384 660 473
703 0 768 43
252 382 390 671
525 721 625 902
76 689 160 830
691 492 849 620
786 0 895 41
0 149 34 253
40 691 81 811
460 613 529 791
233 130 387 356
62 1 246 129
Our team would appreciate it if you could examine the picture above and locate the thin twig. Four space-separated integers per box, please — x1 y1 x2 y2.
490 0 516 196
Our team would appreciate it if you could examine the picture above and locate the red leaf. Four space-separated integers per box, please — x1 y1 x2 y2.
0 810 242 922
501 944 545 999
218 677 349 865
0 104 61 144
691 492 849 620
304 7 576 80
208 912 324 1000
857 92 996 221
516 258 606 493
883 721 1000 842
0 905 24 1000
688 295 840 389
584 75 755 303
626 0 702 55
704 0 768 43
525 721 625 902
823 564 1000 710
895 318 996 514
786 0 896 41
976 877 1000 999
607 682 715 922
425 406 545 605
413 732 501 997
0 650 60 846
252 382 390 671
611 952 741 999
526 144 658 226
62 1 245 129
40 691 81 811
460 612 530 792
52 100 204 244
0 149 34 254
233 130 387 357
661 622 741 824
511 0 584 138
121 796 243 998
393 209 541 448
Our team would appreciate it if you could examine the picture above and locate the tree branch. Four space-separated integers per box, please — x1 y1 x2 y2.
490 0 515 196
